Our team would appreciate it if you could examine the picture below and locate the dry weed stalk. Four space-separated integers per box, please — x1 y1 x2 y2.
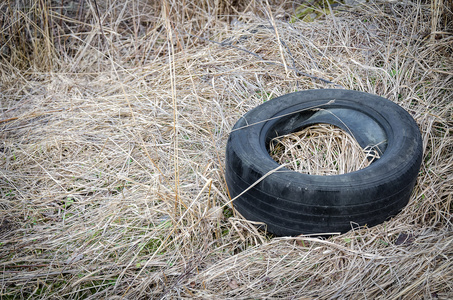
0 0 452 299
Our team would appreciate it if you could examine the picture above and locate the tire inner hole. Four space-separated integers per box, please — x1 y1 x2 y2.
268 123 380 175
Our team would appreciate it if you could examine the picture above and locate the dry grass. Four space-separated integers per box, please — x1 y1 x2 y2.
269 124 379 175
0 0 452 298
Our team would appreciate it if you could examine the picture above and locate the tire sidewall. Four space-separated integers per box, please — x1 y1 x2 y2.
226 89 422 206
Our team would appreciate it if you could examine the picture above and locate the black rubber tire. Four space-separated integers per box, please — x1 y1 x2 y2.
225 89 423 236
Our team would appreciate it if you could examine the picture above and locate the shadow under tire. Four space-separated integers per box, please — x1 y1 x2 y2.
225 89 423 236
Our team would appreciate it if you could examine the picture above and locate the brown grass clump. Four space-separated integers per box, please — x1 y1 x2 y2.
1 0 452 299
270 124 379 175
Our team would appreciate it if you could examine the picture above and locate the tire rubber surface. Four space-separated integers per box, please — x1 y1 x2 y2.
225 89 423 236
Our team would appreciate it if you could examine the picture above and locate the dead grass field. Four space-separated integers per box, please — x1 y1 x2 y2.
1 0 452 298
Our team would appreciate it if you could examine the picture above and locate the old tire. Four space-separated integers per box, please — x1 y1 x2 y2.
225 89 423 236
